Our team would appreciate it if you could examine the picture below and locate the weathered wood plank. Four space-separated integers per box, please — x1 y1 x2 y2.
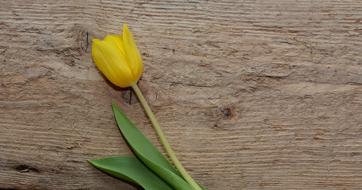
1 0 362 189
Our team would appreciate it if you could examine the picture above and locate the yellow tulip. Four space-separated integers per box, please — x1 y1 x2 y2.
92 24 203 190
92 24 143 88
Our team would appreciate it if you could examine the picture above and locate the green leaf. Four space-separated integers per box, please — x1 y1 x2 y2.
112 103 194 190
89 156 173 190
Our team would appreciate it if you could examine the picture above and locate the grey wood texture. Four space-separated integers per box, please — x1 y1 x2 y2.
1 0 362 189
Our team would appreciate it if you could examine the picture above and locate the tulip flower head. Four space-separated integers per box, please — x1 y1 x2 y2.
92 24 143 88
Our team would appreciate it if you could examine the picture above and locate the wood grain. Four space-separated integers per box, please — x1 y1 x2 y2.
1 0 362 189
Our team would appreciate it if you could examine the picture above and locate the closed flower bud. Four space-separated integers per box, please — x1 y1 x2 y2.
92 24 143 88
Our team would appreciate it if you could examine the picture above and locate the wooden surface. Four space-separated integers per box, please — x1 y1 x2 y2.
1 0 362 189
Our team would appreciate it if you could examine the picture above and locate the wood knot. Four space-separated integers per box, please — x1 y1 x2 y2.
219 106 235 119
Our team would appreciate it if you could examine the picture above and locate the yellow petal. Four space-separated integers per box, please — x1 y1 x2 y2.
104 35 126 56
122 24 144 81
104 34 135 79
92 39 114 80
92 38 134 87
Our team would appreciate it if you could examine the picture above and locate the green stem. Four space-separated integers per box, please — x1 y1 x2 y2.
131 84 203 190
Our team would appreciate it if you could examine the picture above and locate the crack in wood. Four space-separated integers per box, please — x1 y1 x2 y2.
14 164 40 173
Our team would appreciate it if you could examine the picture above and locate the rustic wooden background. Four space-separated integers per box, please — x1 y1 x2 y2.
1 0 362 189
